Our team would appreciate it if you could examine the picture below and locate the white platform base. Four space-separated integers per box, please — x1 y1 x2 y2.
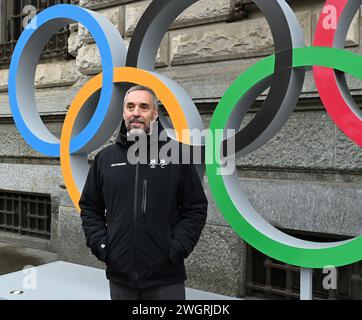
0 261 240 300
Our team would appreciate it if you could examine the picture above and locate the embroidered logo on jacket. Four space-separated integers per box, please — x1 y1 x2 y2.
111 163 126 167
150 159 167 169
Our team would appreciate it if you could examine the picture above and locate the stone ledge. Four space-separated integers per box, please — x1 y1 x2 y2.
0 163 72 208
205 175 362 237
0 110 361 170
0 60 81 91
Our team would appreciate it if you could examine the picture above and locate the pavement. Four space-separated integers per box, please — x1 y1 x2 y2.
0 241 58 276
0 241 241 300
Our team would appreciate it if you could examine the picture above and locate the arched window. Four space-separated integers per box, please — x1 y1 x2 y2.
0 0 75 68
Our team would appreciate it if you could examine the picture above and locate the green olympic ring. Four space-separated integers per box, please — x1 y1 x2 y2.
206 46 362 268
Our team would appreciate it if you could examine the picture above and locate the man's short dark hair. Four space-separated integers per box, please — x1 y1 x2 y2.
124 85 159 109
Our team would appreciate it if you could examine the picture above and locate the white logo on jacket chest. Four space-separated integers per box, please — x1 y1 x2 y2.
150 159 167 169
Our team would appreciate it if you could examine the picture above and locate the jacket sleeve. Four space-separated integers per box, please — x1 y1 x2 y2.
169 164 208 264
79 153 108 262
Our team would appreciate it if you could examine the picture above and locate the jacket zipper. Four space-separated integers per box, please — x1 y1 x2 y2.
133 162 139 287
141 180 147 219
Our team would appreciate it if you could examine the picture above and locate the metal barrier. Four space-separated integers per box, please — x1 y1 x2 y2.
0 190 51 239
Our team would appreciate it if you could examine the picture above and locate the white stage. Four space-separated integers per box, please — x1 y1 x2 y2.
0 261 240 300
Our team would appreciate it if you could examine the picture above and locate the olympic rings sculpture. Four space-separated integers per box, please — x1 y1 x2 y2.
8 0 362 268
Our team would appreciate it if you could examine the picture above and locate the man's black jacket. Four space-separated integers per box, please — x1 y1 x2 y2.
79 121 208 289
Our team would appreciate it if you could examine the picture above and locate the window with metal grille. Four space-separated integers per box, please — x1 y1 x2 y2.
0 0 76 68
246 229 362 300
0 189 51 240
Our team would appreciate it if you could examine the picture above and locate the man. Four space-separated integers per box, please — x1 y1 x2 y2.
79 85 208 300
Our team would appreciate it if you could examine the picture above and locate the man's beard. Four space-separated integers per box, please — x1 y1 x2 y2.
127 118 150 135
128 127 149 135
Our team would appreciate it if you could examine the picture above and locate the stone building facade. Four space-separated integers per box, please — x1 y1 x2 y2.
0 0 362 299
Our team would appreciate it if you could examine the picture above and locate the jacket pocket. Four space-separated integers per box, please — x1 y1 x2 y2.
93 233 108 263
168 238 184 264
141 179 148 220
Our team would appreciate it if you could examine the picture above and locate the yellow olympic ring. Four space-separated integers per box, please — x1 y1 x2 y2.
60 67 191 212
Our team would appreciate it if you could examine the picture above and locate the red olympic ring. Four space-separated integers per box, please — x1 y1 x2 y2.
314 0 362 147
